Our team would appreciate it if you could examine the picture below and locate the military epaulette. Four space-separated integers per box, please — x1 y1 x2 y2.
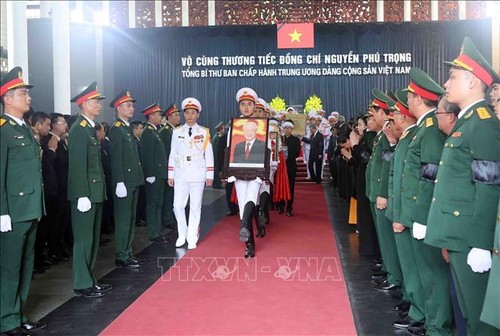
147 125 155 130
80 119 88 127
174 125 182 129
114 121 122 127
425 117 433 127
464 110 474 120
400 130 409 139
200 125 209 131
0 118 6 127
476 107 491 120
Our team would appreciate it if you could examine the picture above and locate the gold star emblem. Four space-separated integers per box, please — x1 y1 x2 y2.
289 29 302 43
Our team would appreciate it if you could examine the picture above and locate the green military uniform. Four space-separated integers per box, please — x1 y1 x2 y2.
68 83 106 290
108 91 144 262
480 200 500 330
108 113 144 262
426 38 500 336
159 103 178 236
426 102 500 336
387 89 426 324
0 67 44 332
140 103 168 241
401 68 451 336
365 90 403 288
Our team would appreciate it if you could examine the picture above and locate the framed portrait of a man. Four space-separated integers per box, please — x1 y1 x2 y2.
226 117 270 180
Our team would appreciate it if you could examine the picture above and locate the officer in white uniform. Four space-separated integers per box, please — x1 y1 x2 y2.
227 87 265 258
168 97 214 249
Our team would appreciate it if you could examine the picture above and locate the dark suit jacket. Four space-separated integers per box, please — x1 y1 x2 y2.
309 131 324 160
40 135 58 197
233 139 266 164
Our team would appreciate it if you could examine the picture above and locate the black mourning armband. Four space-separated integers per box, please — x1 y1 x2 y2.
471 160 500 185
420 163 439 182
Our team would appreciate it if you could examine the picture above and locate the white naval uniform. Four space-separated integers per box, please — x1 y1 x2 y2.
168 123 214 246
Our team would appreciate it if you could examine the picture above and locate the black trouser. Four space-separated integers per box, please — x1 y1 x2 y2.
308 156 322 182
225 182 239 214
48 192 70 255
35 193 57 264
286 162 297 211
136 185 146 223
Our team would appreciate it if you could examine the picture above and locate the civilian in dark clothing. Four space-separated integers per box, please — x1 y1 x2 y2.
131 121 146 226
349 115 380 258
280 120 301 216
303 124 324 183
31 112 55 272
47 113 71 260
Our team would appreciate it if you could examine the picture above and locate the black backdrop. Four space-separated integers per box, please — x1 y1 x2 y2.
108 19 492 130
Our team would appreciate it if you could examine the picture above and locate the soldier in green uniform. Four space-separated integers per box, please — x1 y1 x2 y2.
398 68 452 336
426 37 500 336
212 121 225 189
140 103 168 243
108 90 145 269
386 89 427 330
68 82 111 298
365 89 403 293
159 103 179 239
0 67 47 335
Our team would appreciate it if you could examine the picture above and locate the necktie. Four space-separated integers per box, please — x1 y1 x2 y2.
245 142 250 160
188 127 192 137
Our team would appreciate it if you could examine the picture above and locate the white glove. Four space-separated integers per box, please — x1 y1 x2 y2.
77 197 92 213
254 177 263 184
227 176 236 183
146 176 156 184
412 222 427 240
0 215 12 233
270 161 278 168
115 182 127 198
467 248 492 273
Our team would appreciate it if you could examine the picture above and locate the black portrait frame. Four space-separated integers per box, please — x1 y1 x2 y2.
226 117 270 181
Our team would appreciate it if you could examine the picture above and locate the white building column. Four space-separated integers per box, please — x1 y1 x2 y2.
155 0 162 27
376 0 384 22
403 0 411 21
458 1 466 20
431 0 439 21
182 0 189 26
129 0 136 28
40 1 52 18
208 0 215 26
52 1 71 114
6 1 29 77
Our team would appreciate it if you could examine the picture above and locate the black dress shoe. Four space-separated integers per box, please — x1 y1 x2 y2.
239 227 250 242
372 269 387 277
226 211 237 216
74 287 105 298
286 210 293 217
371 276 387 285
256 227 265 238
129 255 147 265
149 236 168 244
94 283 113 292
244 243 255 258
407 324 426 336
374 280 398 291
115 259 141 269
136 219 146 226
394 300 411 312
2 326 33 335
392 316 419 329
21 320 47 331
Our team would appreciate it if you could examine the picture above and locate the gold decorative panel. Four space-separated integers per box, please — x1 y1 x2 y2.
384 0 404 22
109 1 129 28
136 0 155 28
189 0 209 26
412 0 431 21
438 0 459 21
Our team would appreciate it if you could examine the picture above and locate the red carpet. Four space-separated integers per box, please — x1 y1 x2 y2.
101 184 357 335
